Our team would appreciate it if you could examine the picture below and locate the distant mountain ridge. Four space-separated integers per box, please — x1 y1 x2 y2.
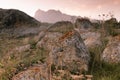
34 9 81 23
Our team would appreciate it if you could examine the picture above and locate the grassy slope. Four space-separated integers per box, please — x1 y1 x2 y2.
0 35 48 80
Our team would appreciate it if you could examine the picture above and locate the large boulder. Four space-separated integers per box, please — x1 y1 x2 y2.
37 21 90 73
75 18 93 30
80 31 102 48
102 35 120 63
75 18 101 48
12 64 49 80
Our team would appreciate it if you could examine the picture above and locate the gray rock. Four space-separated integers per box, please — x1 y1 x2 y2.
75 18 93 30
37 27 90 73
81 31 102 48
12 21 90 80
102 35 120 63
12 64 49 80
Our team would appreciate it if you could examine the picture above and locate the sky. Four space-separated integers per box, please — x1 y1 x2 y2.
0 0 120 21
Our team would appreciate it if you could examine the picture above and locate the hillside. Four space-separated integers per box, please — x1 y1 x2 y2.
0 8 41 37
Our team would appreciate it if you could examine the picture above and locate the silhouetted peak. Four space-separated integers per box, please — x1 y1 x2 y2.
47 9 62 14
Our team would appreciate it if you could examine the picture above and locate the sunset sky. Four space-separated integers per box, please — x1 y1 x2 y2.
0 0 120 20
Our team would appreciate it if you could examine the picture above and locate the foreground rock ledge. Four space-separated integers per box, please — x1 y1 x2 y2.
12 21 90 80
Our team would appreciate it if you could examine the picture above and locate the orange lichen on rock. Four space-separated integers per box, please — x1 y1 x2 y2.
59 31 74 42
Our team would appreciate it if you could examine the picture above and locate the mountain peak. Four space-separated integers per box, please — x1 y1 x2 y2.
47 9 62 14
36 9 45 12
34 9 81 23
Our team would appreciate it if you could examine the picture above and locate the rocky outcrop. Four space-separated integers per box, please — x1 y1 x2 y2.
102 35 120 63
37 21 90 73
12 21 90 80
80 31 102 48
12 64 49 80
74 27 102 48
75 18 93 30
48 21 74 33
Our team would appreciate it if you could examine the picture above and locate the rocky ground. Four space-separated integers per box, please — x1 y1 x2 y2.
0 9 120 80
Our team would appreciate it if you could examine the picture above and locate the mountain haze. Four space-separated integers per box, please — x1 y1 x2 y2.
34 9 81 23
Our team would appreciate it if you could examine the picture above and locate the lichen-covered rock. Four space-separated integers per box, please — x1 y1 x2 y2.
75 18 93 30
12 64 49 80
12 21 90 80
102 35 120 63
81 31 102 48
37 30 90 73
74 19 101 48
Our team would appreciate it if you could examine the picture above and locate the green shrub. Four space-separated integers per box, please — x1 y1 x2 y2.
104 18 120 36
29 39 37 49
